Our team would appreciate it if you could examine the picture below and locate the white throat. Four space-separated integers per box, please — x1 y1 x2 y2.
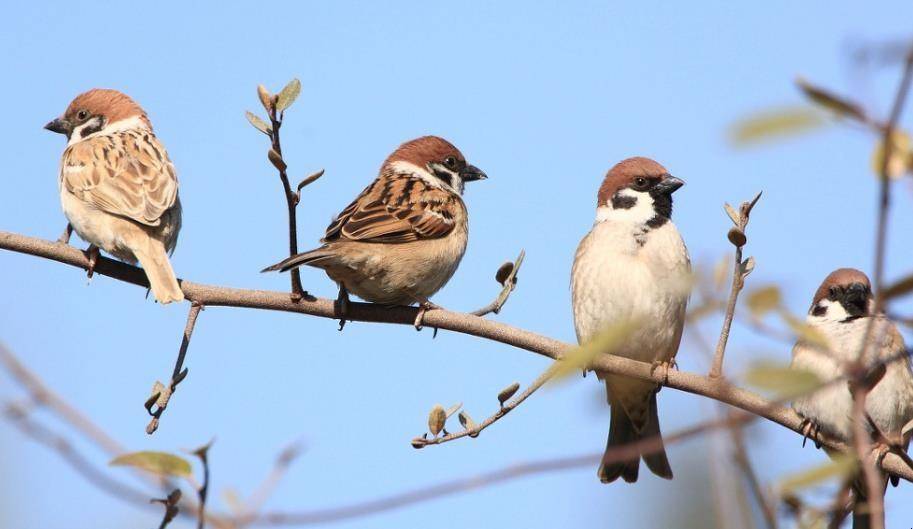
67 115 149 146
595 189 655 224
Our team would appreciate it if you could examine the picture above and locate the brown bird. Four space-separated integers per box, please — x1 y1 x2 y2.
45 89 183 304
571 157 690 483
263 136 486 325
791 268 913 528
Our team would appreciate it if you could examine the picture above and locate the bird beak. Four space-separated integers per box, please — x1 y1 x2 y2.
44 118 72 136
460 164 487 182
842 283 870 317
655 175 685 194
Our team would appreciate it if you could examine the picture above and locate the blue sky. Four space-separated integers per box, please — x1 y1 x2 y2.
2 1 913 528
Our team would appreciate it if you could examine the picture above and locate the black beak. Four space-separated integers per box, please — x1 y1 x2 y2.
460 164 487 182
44 118 71 136
841 282 870 318
654 175 685 195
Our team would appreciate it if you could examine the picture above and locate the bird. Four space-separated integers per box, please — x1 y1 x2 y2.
262 136 486 327
790 268 913 528
45 88 183 304
570 157 690 483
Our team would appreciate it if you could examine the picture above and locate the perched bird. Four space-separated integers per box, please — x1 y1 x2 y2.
45 89 183 304
263 136 486 325
571 157 690 483
790 268 913 527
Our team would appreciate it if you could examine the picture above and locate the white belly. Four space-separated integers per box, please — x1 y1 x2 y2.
61 190 137 262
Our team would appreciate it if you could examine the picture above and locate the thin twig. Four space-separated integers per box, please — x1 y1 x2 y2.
238 441 306 524
730 425 778 529
710 192 762 378
145 301 204 434
192 440 214 529
470 250 525 317
153 489 182 529
412 364 552 448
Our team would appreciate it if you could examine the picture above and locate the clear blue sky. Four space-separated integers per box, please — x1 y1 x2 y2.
2 2 912 528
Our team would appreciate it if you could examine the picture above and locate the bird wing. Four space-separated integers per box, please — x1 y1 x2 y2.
323 176 460 244
60 131 178 227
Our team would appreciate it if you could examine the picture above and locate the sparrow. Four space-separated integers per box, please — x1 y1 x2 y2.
263 136 486 325
571 157 690 483
790 268 913 527
45 89 183 304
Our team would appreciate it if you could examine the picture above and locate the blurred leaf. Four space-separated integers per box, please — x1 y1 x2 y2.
713 254 730 291
745 360 822 398
871 130 912 180
222 488 244 514
781 312 831 350
551 319 641 381
746 285 782 316
740 256 756 279
245 111 272 136
729 106 826 146
778 455 857 494
276 78 301 112
110 451 192 478
428 404 446 437
497 382 520 406
883 272 913 300
796 78 867 122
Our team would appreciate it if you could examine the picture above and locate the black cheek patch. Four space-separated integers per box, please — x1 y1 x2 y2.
611 194 636 209
80 119 104 138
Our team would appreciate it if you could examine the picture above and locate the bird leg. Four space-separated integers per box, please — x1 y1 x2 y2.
413 298 444 331
335 285 350 331
57 223 73 244
649 358 677 385
799 417 822 448
84 244 100 281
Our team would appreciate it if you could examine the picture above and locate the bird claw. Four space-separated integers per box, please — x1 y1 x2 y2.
650 359 677 384
335 286 350 331
413 300 443 331
84 245 99 282
57 224 73 245
799 418 822 449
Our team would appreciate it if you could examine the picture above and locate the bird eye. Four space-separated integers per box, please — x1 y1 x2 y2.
76 110 89 121
812 304 827 317
634 177 648 189
443 156 458 170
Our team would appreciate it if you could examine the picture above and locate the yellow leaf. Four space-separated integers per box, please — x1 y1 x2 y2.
796 78 867 122
551 319 641 381
871 130 911 180
745 285 782 317
778 455 857 494
744 360 822 398
276 78 301 112
781 312 831 350
110 451 192 478
729 106 826 146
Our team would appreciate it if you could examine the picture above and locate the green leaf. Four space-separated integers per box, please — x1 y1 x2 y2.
275 78 301 112
778 455 857 494
110 451 192 478
551 319 641 381
795 78 867 122
245 111 272 136
883 272 913 300
729 106 826 146
744 360 822 398
745 285 782 317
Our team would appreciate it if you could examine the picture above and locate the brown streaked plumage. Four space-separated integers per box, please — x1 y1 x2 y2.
263 136 486 310
46 88 183 304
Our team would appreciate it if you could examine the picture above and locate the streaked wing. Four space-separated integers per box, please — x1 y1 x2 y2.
323 176 458 244
60 130 178 226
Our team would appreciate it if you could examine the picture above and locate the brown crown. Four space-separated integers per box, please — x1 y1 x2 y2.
812 268 871 305
383 136 464 170
597 157 669 206
63 89 151 129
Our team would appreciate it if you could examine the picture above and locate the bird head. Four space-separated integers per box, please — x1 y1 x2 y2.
383 135 486 195
809 268 874 323
45 89 150 144
596 157 684 226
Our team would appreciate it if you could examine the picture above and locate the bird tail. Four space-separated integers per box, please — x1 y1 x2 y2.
131 238 184 304
261 247 335 273
598 389 672 484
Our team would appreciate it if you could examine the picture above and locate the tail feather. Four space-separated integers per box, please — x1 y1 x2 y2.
261 247 334 273
131 239 183 304
599 388 672 484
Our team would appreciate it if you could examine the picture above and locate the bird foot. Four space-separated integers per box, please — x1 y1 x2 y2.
650 359 677 384
799 417 822 449
84 245 100 282
57 224 73 245
414 300 443 331
335 286 350 331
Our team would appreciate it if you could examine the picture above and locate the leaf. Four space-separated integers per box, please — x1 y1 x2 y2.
427 404 446 437
458 410 476 431
713 254 730 291
729 106 826 146
778 455 857 494
740 256 756 279
110 451 192 478
781 312 831 350
871 130 912 180
268 149 287 172
276 78 301 112
744 360 822 398
245 111 272 136
723 203 741 226
882 272 913 300
796 78 867 122
497 382 520 406
745 285 782 317
257 84 272 111
444 402 462 418
551 319 641 381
